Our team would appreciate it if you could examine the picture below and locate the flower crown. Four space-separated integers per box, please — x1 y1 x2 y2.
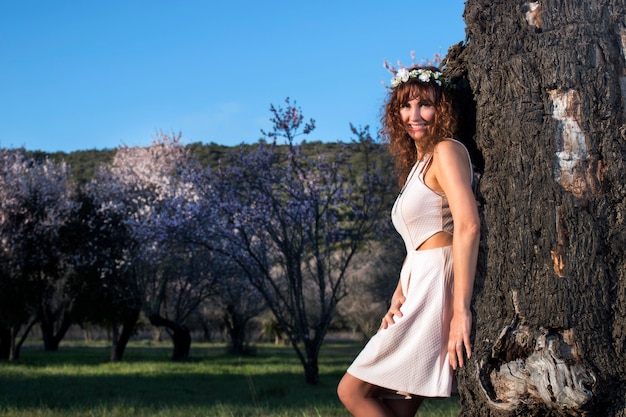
390 67 452 89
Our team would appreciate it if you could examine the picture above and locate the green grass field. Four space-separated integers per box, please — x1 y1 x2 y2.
0 341 459 417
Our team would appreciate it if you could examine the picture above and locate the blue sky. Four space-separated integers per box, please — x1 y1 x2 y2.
0 1 466 153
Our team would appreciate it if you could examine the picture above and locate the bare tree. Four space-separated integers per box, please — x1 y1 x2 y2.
442 1 626 415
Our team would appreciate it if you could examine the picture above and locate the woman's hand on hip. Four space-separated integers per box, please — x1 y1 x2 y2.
379 292 405 330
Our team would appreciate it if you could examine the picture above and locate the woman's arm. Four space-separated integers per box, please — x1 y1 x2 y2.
432 140 480 370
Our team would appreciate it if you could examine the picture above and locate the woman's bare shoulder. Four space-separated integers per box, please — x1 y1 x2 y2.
433 139 468 161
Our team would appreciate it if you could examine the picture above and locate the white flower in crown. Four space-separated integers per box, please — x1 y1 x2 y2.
391 68 409 88
390 67 452 90
417 72 430 82
398 68 410 82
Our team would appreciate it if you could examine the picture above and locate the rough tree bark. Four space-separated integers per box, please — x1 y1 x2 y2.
444 0 626 416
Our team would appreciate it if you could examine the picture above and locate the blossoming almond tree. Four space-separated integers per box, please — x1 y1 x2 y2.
0 150 79 360
196 99 390 384
89 132 219 361
86 147 148 361
88 132 186 360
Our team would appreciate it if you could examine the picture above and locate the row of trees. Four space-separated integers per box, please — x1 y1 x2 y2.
0 99 400 384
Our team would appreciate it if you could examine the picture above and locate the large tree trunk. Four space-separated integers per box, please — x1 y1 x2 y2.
223 306 250 355
40 308 73 351
109 309 140 362
148 314 191 362
445 0 626 415
0 326 9 360
8 318 37 361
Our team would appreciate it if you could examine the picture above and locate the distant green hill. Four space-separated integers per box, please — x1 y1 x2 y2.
24 140 393 187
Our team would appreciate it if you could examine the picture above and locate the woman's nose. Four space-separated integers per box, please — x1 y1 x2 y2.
409 106 422 121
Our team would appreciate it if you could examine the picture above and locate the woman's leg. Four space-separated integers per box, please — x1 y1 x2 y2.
337 373 422 417
383 397 423 417
337 373 393 416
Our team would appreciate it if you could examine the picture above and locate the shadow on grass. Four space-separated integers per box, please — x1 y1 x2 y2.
0 344 350 413
0 372 343 410
0 343 459 416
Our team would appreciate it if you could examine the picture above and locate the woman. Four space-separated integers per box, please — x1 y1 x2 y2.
337 66 480 417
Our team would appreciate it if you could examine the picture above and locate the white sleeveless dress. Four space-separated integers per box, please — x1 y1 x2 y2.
346 139 473 397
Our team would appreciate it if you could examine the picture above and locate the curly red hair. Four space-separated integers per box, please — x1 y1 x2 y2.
380 66 458 187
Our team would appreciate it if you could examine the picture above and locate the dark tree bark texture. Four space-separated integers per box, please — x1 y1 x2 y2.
445 1 626 416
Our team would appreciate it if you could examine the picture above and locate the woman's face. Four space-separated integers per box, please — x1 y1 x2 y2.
399 94 436 144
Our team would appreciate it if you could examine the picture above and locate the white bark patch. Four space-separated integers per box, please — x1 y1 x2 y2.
478 320 596 412
549 89 593 198
525 2 542 28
